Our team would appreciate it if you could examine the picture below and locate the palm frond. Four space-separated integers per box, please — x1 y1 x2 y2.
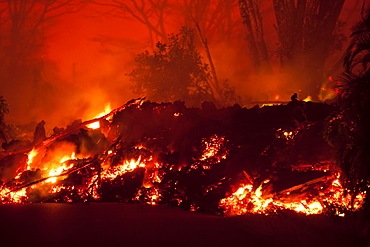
350 6 370 35
333 6 370 215
344 33 370 72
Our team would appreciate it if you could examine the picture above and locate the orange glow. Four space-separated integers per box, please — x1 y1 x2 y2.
27 148 39 169
0 188 28 203
276 128 297 140
0 1 366 214
101 156 146 180
142 162 163 188
136 186 161 205
86 103 112 129
220 173 365 216
0 101 366 214
45 152 75 183
1 134 367 214
303 96 312 102
199 134 228 165
220 180 323 215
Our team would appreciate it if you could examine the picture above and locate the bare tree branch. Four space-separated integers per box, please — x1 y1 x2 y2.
194 18 220 100
89 0 169 43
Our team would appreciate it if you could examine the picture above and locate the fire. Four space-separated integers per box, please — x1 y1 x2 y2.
142 162 163 187
27 148 39 169
321 177 366 213
220 174 365 216
87 103 112 129
45 153 75 183
199 134 228 165
34 144 78 184
303 96 312 102
0 188 28 203
220 180 323 215
135 186 161 205
13 148 39 179
101 156 146 180
276 128 297 140
0 99 367 218
60 152 76 163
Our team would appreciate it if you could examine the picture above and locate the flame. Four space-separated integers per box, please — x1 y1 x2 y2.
199 134 228 165
0 100 367 215
45 152 75 183
1 138 367 214
220 180 323 216
0 188 28 203
220 174 365 216
321 177 365 213
135 186 161 205
14 149 38 179
276 128 297 140
27 148 39 169
87 103 112 129
303 96 312 102
101 156 146 180
60 152 76 163
142 162 163 188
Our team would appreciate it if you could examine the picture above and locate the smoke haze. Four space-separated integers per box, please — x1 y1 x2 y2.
0 0 365 133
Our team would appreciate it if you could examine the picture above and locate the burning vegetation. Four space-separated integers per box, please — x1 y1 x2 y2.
0 97 366 217
0 4 369 235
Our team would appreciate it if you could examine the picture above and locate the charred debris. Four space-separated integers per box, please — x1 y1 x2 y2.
0 98 345 215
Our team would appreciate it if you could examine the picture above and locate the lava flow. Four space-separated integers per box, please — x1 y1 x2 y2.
0 98 366 216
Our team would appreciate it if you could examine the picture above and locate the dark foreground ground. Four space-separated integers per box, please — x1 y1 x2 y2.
0 203 368 247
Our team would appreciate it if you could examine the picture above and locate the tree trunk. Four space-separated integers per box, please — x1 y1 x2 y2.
273 0 345 99
238 0 272 74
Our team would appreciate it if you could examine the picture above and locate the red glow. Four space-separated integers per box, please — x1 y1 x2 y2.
0 1 363 127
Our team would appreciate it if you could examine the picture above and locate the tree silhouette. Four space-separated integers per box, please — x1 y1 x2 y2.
88 0 170 45
0 96 9 143
89 0 243 48
238 0 272 74
325 7 370 217
129 27 214 106
0 0 83 68
0 0 83 119
88 1 358 101
272 0 346 99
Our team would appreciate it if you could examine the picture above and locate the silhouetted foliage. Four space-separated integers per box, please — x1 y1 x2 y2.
325 7 370 218
272 0 346 99
0 96 8 121
0 1 84 122
129 27 215 106
89 0 242 48
238 0 272 74
344 10 370 75
0 96 9 142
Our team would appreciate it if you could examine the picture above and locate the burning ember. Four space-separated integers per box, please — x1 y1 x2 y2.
87 103 112 129
0 99 366 216
220 174 365 216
